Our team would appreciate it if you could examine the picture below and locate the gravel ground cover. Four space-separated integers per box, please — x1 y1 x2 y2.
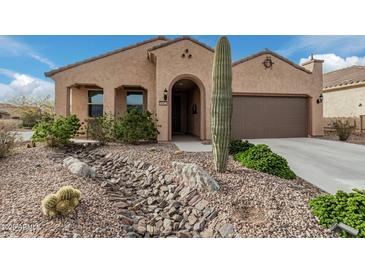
319 131 365 145
0 142 332 238
0 145 121 237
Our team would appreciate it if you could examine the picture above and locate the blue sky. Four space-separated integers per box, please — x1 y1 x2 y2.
1 35 365 102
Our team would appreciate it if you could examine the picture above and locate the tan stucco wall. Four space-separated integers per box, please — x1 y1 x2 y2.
51 39 165 120
152 40 214 141
323 86 365 117
232 57 324 136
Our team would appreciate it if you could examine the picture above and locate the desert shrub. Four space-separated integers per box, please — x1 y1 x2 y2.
21 108 43 128
114 109 158 144
32 115 80 147
309 189 365 238
229 139 254 155
0 121 17 158
333 120 355 141
86 114 115 144
41 185 81 218
234 144 296 180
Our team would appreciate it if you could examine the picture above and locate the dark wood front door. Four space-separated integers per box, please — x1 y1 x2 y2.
172 94 181 133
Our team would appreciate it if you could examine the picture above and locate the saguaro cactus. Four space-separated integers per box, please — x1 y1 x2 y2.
211 36 232 172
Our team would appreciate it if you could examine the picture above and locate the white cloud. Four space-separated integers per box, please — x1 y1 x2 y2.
278 36 365 57
300 53 365 73
0 68 54 102
28 53 57 70
0 36 57 69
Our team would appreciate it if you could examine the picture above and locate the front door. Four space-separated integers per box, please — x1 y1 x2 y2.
172 94 181 133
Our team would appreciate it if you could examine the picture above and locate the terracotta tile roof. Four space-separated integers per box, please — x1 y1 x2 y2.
232 49 312 74
45 36 168 77
147 36 214 53
323 66 365 90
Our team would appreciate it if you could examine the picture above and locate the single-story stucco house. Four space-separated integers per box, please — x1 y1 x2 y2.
45 36 324 141
323 66 365 131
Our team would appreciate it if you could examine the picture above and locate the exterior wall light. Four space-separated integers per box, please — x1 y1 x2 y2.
163 88 168 101
317 93 323 104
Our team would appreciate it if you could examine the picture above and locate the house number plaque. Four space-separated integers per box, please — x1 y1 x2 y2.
159 100 168 106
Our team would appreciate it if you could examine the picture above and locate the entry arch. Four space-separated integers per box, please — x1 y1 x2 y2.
168 74 206 141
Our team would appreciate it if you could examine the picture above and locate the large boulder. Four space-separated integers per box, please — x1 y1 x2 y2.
171 162 220 191
63 156 96 177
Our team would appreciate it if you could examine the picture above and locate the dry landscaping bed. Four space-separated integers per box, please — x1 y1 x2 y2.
0 142 332 238
319 131 365 145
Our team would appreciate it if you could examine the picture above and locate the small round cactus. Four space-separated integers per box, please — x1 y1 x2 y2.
72 188 81 200
56 186 75 201
56 200 72 215
42 194 58 210
41 186 81 218
70 197 79 207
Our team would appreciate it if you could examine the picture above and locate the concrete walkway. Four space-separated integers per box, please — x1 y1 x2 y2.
172 135 212 152
249 138 365 194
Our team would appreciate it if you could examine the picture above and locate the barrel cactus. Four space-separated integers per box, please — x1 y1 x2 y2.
57 186 75 200
211 36 233 172
41 186 81 218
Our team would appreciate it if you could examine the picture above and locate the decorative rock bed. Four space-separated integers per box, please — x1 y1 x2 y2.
63 147 231 237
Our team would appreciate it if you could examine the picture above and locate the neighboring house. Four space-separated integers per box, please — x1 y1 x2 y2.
45 36 324 141
323 66 365 131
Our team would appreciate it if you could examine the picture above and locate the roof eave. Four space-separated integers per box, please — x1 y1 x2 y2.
147 36 214 53
232 49 312 74
323 81 365 92
45 36 168 77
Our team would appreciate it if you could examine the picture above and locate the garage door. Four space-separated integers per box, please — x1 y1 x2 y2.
232 95 308 138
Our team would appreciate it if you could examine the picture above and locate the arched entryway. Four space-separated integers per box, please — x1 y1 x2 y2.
170 77 204 140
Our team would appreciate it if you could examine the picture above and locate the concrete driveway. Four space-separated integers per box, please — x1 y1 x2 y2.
249 138 365 194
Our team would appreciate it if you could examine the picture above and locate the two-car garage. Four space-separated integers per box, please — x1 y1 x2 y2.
231 95 309 139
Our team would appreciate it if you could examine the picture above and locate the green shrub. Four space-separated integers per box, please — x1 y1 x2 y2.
229 139 254 155
333 120 355 141
86 114 114 144
0 121 17 158
234 144 296 180
114 109 158 144
32 115 80 147
309 189 365 237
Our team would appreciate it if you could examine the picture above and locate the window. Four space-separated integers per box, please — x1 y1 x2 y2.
127 91 144 111
88 90 103 117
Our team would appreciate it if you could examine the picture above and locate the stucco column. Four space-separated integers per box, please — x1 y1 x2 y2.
155 81 169 141
54 82 70 117
71 87 88 122
103 85 116 116
303 59 324 136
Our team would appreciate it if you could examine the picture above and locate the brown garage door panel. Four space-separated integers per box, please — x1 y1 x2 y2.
232 96 308 138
